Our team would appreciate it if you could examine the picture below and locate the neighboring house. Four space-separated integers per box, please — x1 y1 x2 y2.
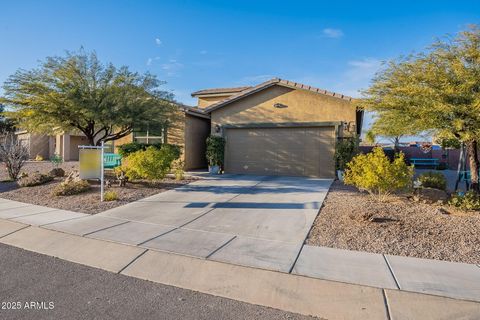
13 108 185 161
183 78 363 178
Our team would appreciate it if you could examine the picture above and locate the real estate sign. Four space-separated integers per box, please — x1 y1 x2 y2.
79 148 102 179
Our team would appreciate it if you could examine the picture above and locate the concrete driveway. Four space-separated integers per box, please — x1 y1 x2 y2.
47 175 332 272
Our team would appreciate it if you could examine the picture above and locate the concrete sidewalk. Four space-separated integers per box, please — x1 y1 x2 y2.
0 222 479 320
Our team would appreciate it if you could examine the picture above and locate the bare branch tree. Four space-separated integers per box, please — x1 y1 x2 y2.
0 133 28 180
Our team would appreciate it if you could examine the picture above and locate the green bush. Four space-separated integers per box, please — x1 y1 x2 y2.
344 147 414 200
50 154 63 168
418 171 447 190
334 137 359 170
120 145 180 180
18 172 54 187
206 136 225 167
104 190 118 201
449 191 480 211
173 159 185 180
52 180 90 196
117 142 162 157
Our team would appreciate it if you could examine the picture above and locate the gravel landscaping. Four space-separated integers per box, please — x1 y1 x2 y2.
307 180 480 265
0 161 195 214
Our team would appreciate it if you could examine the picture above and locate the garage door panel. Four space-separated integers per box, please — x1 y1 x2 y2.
225 126 335 178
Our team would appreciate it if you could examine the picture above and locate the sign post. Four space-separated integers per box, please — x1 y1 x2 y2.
79 143 105 201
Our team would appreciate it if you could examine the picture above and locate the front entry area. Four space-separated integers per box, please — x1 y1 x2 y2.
224 126 335 178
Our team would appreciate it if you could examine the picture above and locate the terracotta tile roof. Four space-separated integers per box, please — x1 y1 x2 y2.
180 105 211 119
203 78 353 113
191 86 252 96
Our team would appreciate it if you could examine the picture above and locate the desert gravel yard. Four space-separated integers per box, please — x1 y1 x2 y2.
0 162 194 214
306 180 480 265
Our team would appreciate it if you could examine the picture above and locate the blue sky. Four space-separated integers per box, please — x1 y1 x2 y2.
1 0 479 136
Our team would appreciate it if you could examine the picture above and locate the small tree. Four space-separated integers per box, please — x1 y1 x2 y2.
360 26 480 192
206 136 226 168
344 147 414 201
1 49 177 146
334 137 359 170
0 104 15 134
0 134 28 180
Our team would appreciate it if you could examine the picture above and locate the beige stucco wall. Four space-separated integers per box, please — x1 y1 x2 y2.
16 133 50 159
184 114 210 170
197 95 234 108
69 135 89 161
29 134 50 159
210 85 356 136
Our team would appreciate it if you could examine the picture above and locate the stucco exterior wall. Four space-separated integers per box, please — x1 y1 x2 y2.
16 133 50 159
69 135 89 161
113 133 133 153
29 134 50 159
184 114 210 170
210 85 357 136
197 95 233 108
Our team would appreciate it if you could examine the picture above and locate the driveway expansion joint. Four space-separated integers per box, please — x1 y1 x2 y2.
82 220 131 236
117 249 149 274
383 254 401 290
381 289 393 320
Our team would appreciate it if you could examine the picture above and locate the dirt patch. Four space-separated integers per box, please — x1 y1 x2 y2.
306 180 480 264
0 161 194 214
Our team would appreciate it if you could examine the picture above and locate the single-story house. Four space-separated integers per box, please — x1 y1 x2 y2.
182 78 363 178
13 111 185 161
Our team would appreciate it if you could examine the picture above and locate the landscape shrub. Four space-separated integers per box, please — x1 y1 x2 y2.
449 191 480 211
48 167 65 177
120 145 180 180
50 154 63 168
173 159 185 180
417 171 447 190
52 180 90 196
35 154 44 161
117 142 162 157
18 172 54 187
334 137 359 170
206 136 225 167
344 147 414 200
103 190 118 201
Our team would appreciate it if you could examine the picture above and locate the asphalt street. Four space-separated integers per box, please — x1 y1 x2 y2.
0 243 316 320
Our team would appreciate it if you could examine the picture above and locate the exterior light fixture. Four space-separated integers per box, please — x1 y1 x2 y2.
214 124 221 133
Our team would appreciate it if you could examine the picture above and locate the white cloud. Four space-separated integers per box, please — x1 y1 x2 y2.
345 58 383 84
161 59 184 76
199 50 208 55
146 56 161 66
322 28 344 39
155 38 162 46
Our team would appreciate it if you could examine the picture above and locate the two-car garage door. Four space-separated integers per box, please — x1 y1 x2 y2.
224 126 335 178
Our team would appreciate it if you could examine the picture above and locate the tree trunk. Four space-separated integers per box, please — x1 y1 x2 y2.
466 140 479 192
394 137 400 154
86 135 95 146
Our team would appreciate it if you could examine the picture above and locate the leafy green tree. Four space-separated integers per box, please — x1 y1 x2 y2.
0 104 16 134
1 49 177 146
360 26 480 191
366 110 418 152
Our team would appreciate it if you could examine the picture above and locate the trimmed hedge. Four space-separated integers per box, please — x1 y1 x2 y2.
117 142 162 156
18 173 54 187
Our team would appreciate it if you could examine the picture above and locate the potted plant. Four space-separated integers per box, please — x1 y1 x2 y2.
334 136 359 181
206 135 225 174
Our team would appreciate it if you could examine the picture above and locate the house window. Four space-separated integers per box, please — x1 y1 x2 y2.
133 123 166 144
